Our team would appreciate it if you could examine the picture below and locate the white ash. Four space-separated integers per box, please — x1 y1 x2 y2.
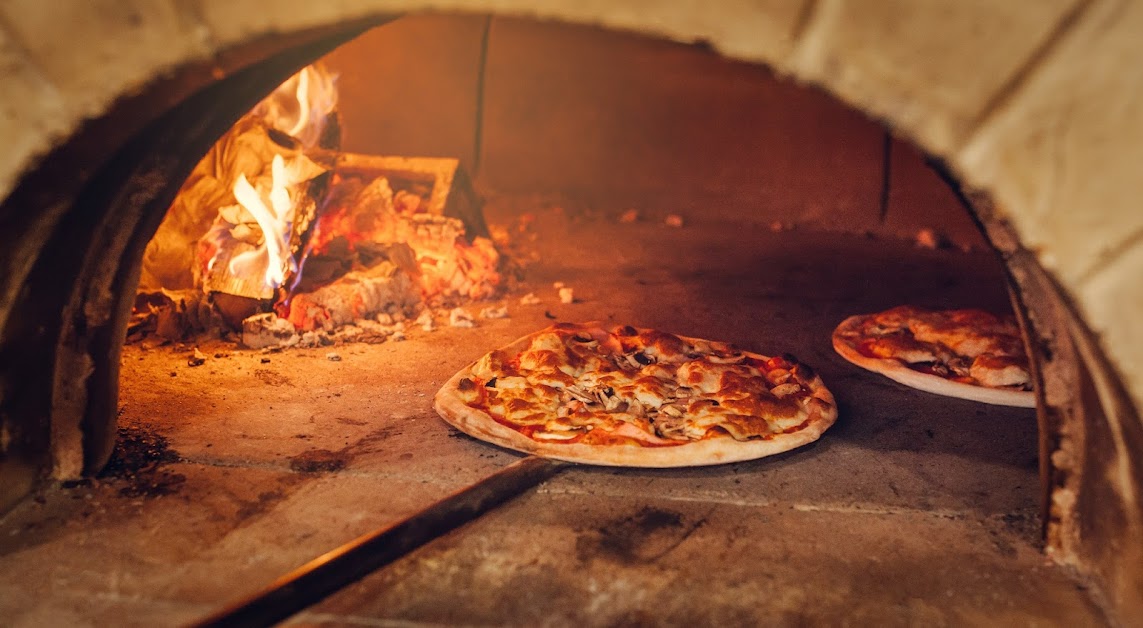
335 325 363 341
352 319 399 343
391 330 407 342
449 307 476 328
376 312 394 325
479 304 509 319
558 287 575 304
519 293 541 306
242 313 299 350
297 331 333 348
326 352 342 362
415 309 435 332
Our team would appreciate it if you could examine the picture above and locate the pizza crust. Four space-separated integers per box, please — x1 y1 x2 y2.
832 315 1035 408
434 326 838 467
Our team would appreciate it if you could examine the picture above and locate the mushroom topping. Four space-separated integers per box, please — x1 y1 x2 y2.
708 352 746 364
653 418 689 440
770 383 802 398
565 386 595 404
624 353 654 369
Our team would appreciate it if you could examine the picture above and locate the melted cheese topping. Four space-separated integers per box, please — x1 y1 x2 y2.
466 325 828 447
842 306 1031 390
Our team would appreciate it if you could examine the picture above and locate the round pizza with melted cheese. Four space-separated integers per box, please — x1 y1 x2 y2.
832 306 1034 407
434 322 838 467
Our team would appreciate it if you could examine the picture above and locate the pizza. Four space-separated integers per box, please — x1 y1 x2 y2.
831 305 1034 408
434 322 837 467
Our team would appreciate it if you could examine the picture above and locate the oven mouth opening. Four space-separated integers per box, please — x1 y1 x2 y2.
0 12 1139 625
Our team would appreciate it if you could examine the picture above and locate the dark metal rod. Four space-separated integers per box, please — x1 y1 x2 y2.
191 456 565 628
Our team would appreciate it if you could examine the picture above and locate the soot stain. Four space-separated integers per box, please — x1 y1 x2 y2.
254 369 291 386
577 506 696 565
288 449 349 474
97 425 185 498
236 488 288 521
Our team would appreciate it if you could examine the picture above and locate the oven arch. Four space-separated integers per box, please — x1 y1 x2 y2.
0 1 1139 620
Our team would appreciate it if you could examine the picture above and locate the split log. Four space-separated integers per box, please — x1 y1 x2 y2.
284 261 420 332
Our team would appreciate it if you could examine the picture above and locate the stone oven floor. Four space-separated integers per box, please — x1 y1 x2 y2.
0 202 1105 625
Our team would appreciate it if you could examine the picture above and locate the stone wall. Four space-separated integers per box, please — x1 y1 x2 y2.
325 16 980 246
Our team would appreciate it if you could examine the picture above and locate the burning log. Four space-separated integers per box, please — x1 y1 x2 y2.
283 261 420 332
307 173 502 306
334 154 489 238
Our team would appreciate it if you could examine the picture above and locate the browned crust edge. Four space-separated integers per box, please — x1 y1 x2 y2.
831 315 1035 408
433 323 838 468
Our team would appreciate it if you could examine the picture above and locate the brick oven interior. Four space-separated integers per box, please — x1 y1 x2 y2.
0 14 1130 625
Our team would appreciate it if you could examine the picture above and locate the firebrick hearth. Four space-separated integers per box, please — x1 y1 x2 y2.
0 7 1140 626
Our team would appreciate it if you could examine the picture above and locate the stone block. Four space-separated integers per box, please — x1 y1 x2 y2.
192 0 380 49
194 0 808 65
0 0 211 119
958 0 1143 287
1078 239 1143 413
0 28 70 240
788 0 1079 154
955 0 1143 414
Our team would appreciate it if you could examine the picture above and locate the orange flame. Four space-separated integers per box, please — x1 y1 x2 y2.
198 63 338 296
253 64 338 149
227 155 301 289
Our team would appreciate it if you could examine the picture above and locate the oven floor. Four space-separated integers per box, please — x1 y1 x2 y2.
0 202 1104 625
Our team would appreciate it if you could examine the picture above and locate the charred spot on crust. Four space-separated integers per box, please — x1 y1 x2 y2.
792 362 815 380
554 322 581 331
781 352 800 365
572 333 594 342
633 352 653 365
485 377 498 388
617 325 638 337
458 377 475 391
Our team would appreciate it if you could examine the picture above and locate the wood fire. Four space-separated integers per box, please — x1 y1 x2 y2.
133 64 505 350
